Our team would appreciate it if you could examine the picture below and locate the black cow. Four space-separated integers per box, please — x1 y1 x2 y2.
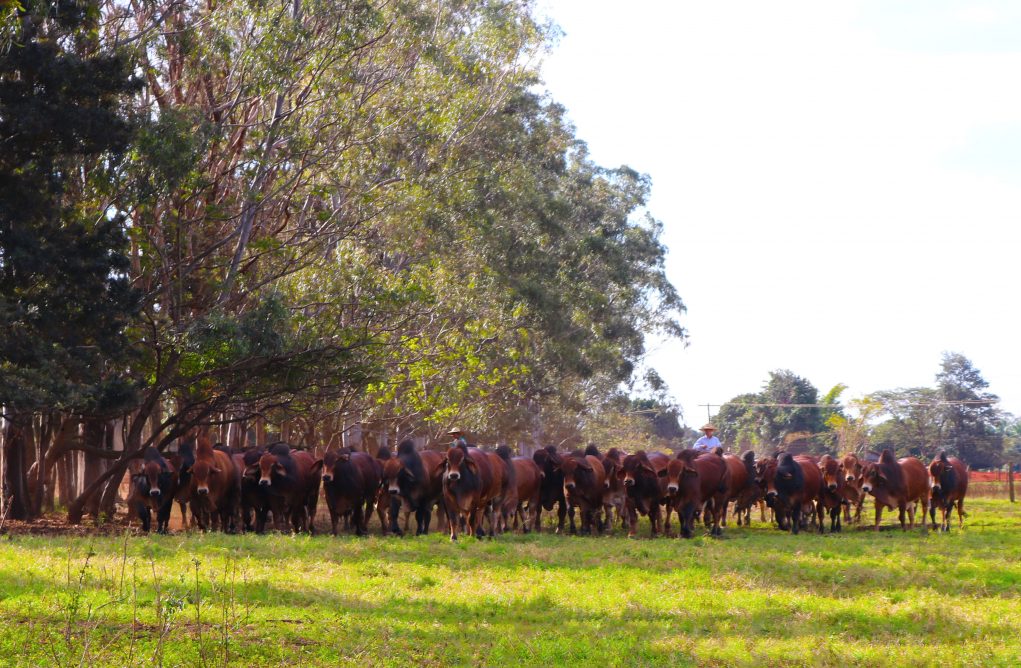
532 446 575 534
130 447 177 533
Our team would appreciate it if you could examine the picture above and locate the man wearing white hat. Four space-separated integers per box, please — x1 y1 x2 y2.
447 428 469 449
693 423 721 453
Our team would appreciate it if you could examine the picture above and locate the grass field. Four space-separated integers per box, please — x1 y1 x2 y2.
0 499 1018 667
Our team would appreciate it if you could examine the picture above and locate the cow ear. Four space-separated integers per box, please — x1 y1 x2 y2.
464 457 478 473
877 473 887 484
243 465 259 478
656 468 668 478
403 469 417 482
640 462 655 475
274 463 287 476
780 472 793 479
576 458 593 472
432 458 448 476
616 468 626 480
211 466 222 475
683 468 698 478
311 459 324 474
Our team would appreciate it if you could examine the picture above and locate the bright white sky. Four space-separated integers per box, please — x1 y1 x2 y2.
537 0 1021 426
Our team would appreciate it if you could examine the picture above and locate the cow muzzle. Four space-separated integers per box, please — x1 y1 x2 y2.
448 471 460 481
197 486 209 495
388 485 400 494
766 490 777 499
149 488 161 498
667 484 678 494
322 473 333 483
623 477 634 487
827 482 837 491
565 482 575 490
259 478 272 487
862 483 872 493
845 474 855 483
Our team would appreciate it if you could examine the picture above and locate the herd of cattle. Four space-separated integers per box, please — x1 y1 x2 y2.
128 434 970 539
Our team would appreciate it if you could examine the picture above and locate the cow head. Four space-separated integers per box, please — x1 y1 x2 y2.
619 452 655 488
256 452 286 487
191 459 221 496
755 457 778 499
559 456 592 491
860 461 886 494
320 449 351 483
142 459 166 498
840 453 862 484
443 446 476 482
383 458 407 495
929 452 952 493
670 452 701 493
819 456 842 492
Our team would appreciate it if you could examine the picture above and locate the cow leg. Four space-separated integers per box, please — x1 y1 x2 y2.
900 502 909 530
919 498 928 530
956 499 965 528
627 504 638 538
929 499 938 530
389 497 404 537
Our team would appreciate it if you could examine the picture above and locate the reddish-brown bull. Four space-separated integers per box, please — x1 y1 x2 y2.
489 446 516 535
438 445 499 540
558 453 606 535
509 456 543 533
600 447 627 534
860 449 929 530
532 447 574 534
188 433 240 532
665 449 730 538
928 452 969 531
839 453 865 523
250 444 322 533
381 440 445 536
817 454 845 533
618 451 670 537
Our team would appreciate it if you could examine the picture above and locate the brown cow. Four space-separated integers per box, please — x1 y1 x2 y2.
188 433 240 532
928 452 969 531
817 454 845 533
250 443 323 533
489 446 517 535
665 449 730 538
860 449 929 530
599 447 627 534
381 440 445 536
509 456 543 533
839 453 865 523
438 445 498 540
618 451 670 537
320 448 382 536
558 452 606 535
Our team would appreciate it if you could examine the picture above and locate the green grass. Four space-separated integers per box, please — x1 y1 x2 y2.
1 499 1019 667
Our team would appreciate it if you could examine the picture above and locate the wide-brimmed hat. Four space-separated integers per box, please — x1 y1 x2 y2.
447 428 464 436
700 423 718 432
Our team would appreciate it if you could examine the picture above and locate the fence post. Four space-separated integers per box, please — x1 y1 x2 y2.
1009 463 1015 503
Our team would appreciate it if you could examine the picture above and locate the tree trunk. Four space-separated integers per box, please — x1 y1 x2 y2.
2 415 33 520
82 419 108 519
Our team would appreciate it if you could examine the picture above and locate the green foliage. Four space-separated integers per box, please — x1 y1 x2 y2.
0 0 140 414
716 371 833 453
